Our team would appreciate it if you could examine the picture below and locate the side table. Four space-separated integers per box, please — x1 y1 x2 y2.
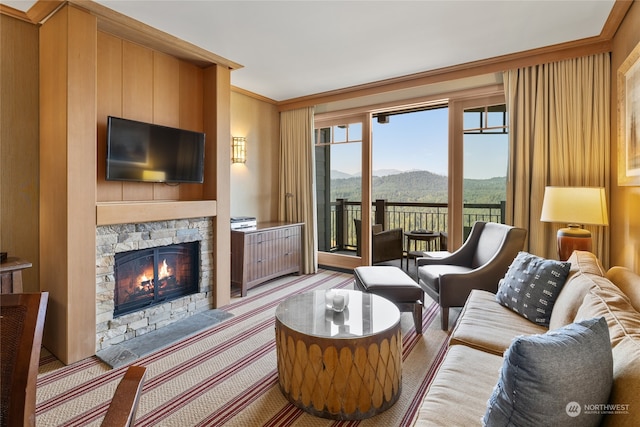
0 257 32 293
404 231 440 269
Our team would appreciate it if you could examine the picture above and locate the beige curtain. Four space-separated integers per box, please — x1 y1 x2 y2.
279 107 317 274
504 53 610 263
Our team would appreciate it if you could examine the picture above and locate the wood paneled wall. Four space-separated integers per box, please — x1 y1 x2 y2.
0 15 40 291
40 4 97 363
610 0 640 271
38 4 231 364
96 32 206 203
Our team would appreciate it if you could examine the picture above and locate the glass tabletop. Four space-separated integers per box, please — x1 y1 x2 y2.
275 289 400 339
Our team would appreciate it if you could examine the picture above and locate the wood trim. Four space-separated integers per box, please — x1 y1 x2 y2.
1 1 241 69
0 1 62 23
204 65 232 308
96 200 217 225
279 38 612 111
0 4 31 22
317 252 359 271
314 84 504 122
27 0 64 23
66 0 242 70
231 85 277 105
600 0 634 40
448 99 464 250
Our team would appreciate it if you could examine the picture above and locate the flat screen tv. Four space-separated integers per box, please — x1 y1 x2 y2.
106 116 205 184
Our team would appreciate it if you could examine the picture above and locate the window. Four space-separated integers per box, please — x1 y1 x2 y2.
315 121 363 253
462 103 508 239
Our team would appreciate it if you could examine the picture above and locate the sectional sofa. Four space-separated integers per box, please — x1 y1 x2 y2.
413 250 640 426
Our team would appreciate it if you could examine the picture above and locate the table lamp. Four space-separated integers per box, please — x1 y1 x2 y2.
540 186 608 261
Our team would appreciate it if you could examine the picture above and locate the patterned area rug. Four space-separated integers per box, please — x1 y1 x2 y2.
36 269 454 426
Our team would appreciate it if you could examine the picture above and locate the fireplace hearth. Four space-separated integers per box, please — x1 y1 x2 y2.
114 242 199 317
96 218 213 352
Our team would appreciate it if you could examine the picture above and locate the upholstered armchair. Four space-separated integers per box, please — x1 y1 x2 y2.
416 221 527 330
354 219 404 264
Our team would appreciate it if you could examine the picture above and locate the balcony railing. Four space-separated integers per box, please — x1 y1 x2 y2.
323 199 505 253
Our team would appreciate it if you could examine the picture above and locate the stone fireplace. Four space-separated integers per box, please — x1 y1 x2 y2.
95 217 214 352
113 241 200 317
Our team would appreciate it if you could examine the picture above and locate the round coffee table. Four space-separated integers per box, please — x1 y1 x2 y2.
275 289 402 420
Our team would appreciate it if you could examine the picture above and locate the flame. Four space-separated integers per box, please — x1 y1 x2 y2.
136 269 154 291
159 259 170 279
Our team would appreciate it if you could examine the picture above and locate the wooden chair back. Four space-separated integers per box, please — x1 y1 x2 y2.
0 292 48 427
101 365 147 427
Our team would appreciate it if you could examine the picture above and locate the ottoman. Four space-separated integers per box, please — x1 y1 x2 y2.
354 266 425 333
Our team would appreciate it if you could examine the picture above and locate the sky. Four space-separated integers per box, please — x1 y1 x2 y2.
329 107 508 180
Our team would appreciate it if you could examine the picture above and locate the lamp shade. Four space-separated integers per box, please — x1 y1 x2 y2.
540 187 608 226
540 186 608 261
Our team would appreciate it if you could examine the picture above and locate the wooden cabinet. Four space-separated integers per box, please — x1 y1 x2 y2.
231 222 303 296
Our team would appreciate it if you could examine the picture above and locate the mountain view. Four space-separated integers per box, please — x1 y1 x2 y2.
330 170 506 204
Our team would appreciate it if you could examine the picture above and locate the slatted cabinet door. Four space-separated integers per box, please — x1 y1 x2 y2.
231 222 303 296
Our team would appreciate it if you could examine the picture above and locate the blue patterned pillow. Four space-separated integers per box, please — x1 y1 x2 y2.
483 317 613 427
496 251 570 327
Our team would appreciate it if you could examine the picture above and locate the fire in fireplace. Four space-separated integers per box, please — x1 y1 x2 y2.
114 242 199 317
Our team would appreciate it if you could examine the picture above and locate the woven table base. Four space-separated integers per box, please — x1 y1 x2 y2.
275 319 402 420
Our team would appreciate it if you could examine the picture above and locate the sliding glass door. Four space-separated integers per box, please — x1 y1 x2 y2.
314 91 508 268
315 115 370 269
371 106 449 253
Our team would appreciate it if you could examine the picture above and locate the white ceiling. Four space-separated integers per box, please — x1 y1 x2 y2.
4 0 616 102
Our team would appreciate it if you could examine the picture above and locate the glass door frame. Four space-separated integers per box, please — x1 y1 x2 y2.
315 113 372 270
313 86 505 268
448 92 506 249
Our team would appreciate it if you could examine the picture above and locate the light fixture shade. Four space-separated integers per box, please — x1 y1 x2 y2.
540 187 608 226
232 137 246 164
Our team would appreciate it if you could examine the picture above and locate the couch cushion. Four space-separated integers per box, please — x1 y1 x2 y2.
496 251 570 327
548 251 606 330
450 289 547 355
483 317 613 427
601 336 640 427
414 345 503 426
575 286 640 347
606 266 640 313
567 249 607 276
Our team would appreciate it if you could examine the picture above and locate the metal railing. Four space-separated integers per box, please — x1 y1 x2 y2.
324 199 505 252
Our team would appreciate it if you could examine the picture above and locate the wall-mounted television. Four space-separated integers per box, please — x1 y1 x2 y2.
106 116 205 184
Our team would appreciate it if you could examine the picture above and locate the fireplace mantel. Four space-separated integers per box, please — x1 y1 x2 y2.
96 200 217 226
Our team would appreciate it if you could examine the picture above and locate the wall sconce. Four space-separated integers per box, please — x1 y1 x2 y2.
540 186 608 261
231 137 246 164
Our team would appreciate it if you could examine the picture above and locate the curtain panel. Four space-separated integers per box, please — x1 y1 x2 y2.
504 53 610 263
278 107 317 274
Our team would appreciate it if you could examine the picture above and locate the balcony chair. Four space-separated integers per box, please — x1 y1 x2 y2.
416 221 527 330
354 219 404 264
101 365 147 427
0 292 49 427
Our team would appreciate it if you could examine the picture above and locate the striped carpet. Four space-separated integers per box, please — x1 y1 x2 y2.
36 269 453 426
